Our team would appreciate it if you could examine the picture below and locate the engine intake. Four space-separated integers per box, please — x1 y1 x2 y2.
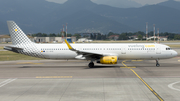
97 56 117 64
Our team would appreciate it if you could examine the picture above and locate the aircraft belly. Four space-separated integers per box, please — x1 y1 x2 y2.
42 51 76 59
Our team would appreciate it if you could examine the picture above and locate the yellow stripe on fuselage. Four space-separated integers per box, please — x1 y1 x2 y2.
65 40 73 50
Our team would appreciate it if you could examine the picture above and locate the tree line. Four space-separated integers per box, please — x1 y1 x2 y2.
31 31 180 40
31 32 72 37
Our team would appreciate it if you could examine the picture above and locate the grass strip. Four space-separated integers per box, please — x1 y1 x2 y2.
167 45 180 48
0 51 42 61
0 47 3 49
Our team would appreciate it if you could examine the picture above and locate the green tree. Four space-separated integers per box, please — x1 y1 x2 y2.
138 34 143 40
94 34 96 40
174 34 180 40
108 32 119 37
49 33 56 37
66 33 71 37
102 34 107 40
90 34 94 39
36 33 43 37
57 33 61 37
42 33 47 37
119 33 128 40
73 34 81 40
97 34 102 40
108 32 114 36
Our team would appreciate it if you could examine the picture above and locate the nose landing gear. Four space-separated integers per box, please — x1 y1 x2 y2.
156 59 160 67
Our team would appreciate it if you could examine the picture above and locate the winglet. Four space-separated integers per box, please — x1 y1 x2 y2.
65 40 73 50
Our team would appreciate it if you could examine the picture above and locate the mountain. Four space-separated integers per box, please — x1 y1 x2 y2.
46 0 97 22
46 0 142 8
90 4 180 33
91 0 142 8
0 0 60 33
158 0 180 11
0 21 8 34
43 0 135 33
1 0 180 34
44 10 135 33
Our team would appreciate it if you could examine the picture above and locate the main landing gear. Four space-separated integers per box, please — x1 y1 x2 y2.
88 62 94 68
156 59 160 67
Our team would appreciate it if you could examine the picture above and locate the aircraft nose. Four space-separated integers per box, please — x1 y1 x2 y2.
173 50 178 57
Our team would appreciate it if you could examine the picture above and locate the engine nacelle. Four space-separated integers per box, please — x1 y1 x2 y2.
97 56 117 64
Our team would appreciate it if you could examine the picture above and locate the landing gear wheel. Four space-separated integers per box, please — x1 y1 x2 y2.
88 62 94 68
156 63 160 67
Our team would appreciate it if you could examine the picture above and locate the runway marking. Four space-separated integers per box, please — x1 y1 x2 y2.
131 60 143 62
168 81 180 92
36 76 73 79
0 79 17 88
122 61 164 101
16 62 43 65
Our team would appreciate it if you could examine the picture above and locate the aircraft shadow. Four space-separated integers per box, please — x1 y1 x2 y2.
20 65 119 69
85 66 119 69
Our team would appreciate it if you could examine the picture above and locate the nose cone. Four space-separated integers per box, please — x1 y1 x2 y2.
173 50 178 57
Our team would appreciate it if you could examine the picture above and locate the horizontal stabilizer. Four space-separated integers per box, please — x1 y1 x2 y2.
4 46 23 50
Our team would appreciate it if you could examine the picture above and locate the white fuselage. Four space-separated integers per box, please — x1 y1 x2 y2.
29 43 177 60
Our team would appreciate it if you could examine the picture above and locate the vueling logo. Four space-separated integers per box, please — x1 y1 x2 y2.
15 29 17 32
145 45 155 48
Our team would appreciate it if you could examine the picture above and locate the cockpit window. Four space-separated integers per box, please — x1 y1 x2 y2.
166 48 171 50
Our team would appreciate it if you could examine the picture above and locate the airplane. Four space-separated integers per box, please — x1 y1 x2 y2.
4 21 178 68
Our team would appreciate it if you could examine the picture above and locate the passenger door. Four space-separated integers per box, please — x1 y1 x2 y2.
156 45 161 54
121 46 126 54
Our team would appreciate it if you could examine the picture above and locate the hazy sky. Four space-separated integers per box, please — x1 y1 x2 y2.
46 0 180 5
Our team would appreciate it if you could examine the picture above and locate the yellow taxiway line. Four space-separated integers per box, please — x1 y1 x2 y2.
130 69 164 101
121 60 164 101
122 60 128 67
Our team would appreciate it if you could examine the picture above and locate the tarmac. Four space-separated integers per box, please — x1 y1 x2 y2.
0 53 180 101
0 43 180 101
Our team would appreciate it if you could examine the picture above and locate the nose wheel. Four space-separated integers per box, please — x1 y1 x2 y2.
88 62 94 68
156 59 160 67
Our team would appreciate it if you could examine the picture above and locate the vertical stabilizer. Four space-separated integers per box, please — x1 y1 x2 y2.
7 21 32 45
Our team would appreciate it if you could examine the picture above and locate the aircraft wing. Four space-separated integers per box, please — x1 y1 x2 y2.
65 40 117 59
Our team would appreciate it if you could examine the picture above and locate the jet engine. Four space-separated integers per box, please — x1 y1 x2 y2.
97 56 117 64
